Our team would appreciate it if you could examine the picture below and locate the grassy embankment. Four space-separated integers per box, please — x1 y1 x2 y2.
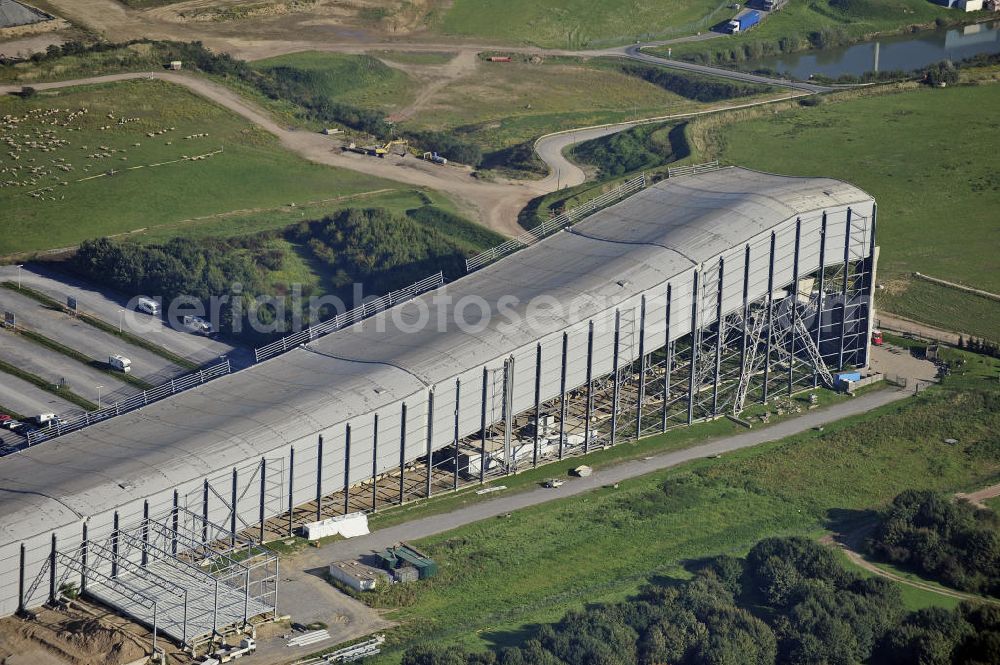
352 346 999 663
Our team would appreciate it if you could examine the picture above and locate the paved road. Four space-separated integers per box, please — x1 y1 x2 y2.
619 45 832 92
0 287 187 385
533 90 807 191
299 387 911 566
0 328 134 405
0 265 243 368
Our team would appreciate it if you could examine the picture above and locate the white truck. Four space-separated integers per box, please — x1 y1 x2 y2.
134 296 160 316
211 638 256 662
182 314 214 335
109 354 132 374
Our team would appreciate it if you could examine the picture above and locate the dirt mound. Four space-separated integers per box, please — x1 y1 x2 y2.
0 606 150 665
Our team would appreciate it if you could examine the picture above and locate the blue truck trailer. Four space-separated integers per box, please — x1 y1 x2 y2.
726 10 762 33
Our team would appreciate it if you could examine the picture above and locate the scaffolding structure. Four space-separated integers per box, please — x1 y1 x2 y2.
20 506 278 650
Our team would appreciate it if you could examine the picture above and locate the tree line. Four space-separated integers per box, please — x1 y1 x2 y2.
572 122 688 178
618 63 773 102
67 206 487 342
404 533 1000 664
868 489 1000 597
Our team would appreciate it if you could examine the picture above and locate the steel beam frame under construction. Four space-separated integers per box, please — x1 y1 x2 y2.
18 505 278 651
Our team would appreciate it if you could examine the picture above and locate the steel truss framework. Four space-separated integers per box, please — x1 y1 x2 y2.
251 211 876 539
18 504 278 650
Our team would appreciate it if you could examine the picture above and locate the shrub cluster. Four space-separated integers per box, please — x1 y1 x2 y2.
404 535 1000 665
868 490 1000 596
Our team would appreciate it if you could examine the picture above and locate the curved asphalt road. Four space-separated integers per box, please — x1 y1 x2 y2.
297 387 911 566
619 45 833 93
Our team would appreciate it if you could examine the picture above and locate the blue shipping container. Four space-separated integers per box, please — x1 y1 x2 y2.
739 10 762 30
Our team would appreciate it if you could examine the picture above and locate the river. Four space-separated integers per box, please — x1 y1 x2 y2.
754 20 1000 80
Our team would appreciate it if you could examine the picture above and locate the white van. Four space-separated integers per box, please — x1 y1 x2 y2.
135 297 160 316
109 354 132 373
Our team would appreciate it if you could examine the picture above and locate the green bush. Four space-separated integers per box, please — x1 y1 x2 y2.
868 489 1000 595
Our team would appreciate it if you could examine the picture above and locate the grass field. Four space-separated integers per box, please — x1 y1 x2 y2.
437 0 729 48
0 79 405 256
252 51 418 116
691 84 1000 340
659 0 969 63
350 350 1000 663
400 56 770 151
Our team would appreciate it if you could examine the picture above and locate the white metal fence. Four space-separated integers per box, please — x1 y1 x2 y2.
666 160 721 179
253 272 445 363
465 173 648 273
26 360 232 446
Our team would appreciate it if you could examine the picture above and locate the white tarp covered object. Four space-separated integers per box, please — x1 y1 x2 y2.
303 511 370 540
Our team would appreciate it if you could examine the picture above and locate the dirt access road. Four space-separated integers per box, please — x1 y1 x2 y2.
0 71 537 236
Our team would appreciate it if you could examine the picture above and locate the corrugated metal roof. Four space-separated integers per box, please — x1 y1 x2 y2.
0 168 874 543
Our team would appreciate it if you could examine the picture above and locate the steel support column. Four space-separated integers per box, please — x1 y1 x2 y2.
343 423 352 515
287 446 295 537
315 434 324 522
789 219 802 396
533 344 542 466
635 296 647 435
371 414 379 512
838 208 853 370
202 479 209 543
687 273 700 424
763 232 776 403
399 404 407 504
740 245 751 374
558 332 568 458
611 309 621 443
142 500 149 567
479 368 488 484
80 523 88 594
453 380 461 491
48 534 56 605
172 490 178 555
425 390 434 498
230 467 238 546
862 203 878 368
16 544 24 615
584 321 594 453
712 258 725 415
662 284 672 433
111 511 119 579
259 457 266 542
814 213 827 388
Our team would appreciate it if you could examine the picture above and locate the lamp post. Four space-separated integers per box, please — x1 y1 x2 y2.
96 385 103 409
16 264 23 289
118 308 124 334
